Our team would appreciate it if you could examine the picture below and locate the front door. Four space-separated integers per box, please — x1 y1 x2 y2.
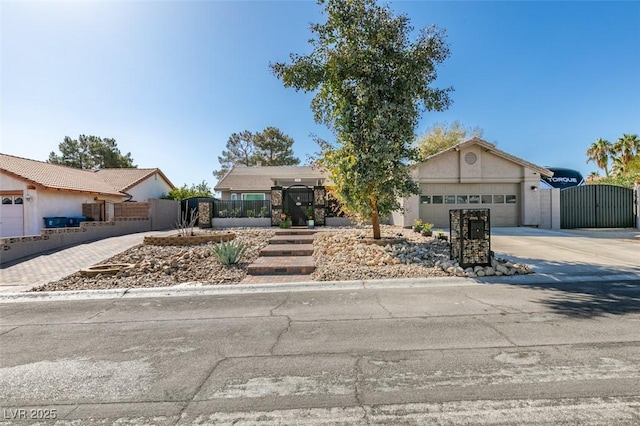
284 186 313 226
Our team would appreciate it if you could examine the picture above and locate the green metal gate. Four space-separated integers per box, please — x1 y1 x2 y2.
560 184 636 228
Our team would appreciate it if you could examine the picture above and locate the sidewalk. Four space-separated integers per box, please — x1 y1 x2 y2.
0 230 174 293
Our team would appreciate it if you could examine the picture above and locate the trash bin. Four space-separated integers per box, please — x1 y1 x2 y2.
66 216 87 227
43 217 67 228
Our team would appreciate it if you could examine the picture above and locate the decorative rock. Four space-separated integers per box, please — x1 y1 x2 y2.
30 228 275 292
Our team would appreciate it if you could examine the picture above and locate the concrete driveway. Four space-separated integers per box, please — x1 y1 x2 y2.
490 227 640 279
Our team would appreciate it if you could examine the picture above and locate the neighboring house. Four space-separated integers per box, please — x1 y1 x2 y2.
0 153 175 237
214 165 329 201
395 137 553 228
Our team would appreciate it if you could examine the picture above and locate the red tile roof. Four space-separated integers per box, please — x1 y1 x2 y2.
0 153 173 196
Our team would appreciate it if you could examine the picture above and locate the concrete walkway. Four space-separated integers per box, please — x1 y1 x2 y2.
0 230 174 293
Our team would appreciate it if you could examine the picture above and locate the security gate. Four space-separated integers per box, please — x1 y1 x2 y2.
561 184 636 228
284 185 314 226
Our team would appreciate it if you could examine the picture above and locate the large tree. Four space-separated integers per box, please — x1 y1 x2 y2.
585 137 613 177
612 133 640 168
416 121 483 160
48 135 136 169
272 0 451 239
254 127 300 166
586 133 639 188
215 131 255 180
214 127 300 179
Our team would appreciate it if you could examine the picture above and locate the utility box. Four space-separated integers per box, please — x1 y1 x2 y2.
450 209 491 268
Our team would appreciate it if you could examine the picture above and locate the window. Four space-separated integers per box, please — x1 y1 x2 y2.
14 197 24 204
420 195 431 204
457 195 468 204
493 195 504 204
242 193 265 201
469 195 480 204
506 195 517 204
2 197 12 205
481 195 492 204
445 195 456 204
231 193 238 201
432 195 443 204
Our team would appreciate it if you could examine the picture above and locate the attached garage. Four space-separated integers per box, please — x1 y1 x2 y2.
393 138 553 229
0 193 24 237
419 183 520 227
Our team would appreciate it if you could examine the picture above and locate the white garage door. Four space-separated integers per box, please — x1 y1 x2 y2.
0 195 24 237
418 183 520 228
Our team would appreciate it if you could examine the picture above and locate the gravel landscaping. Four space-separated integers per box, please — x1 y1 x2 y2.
29 229 274 292
30 226 532 292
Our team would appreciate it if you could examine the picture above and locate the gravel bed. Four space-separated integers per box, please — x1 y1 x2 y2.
30 229 274 292
313 226 451 281
30 225 531 292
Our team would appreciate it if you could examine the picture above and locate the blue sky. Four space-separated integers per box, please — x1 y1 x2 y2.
2 0 639 190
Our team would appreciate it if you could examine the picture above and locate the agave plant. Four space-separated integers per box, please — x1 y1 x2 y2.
211 240 247 265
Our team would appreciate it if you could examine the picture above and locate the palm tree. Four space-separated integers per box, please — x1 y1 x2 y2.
612 133 640 168
611 157 627 176
585 138 613 177
586 171 600 184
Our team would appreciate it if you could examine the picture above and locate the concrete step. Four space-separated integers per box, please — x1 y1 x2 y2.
260 244 314 257
247 256 316 275
275 229 317 236
269 235 315 245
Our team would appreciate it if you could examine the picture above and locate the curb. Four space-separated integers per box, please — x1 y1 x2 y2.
1 273 639 303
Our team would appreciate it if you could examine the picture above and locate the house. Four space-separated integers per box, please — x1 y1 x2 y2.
0 153 175 237
394 137 553 228
213 139 553 228
214 165 332 226
214 165 329 201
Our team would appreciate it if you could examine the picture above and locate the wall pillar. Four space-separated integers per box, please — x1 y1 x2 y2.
271 186 283 226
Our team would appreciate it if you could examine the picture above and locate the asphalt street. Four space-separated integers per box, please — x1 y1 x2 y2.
2 277 640 425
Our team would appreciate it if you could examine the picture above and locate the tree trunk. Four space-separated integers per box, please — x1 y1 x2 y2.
369 191 381 240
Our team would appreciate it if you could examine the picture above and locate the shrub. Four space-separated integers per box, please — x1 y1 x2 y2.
421 222 434 232
259 206 269 218
211 240 247 265
246 209 255 218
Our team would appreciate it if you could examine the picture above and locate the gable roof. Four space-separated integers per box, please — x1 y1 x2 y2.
0 153 173 196
92 168 175 191
215 165 329 191
424 137 553 177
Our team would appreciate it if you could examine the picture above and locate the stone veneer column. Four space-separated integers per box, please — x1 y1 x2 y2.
313 186 326 226
271 186 283 226
449 209 491 267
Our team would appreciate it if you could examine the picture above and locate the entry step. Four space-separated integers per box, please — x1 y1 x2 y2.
260 244 314 257
247 256 316 275
269 235 315 245
274 229 317 236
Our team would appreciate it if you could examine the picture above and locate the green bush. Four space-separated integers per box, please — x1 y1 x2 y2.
211 240 247 265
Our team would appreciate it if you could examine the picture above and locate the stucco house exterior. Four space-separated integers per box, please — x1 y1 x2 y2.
213 138 553 228
214 165 329 201
393 138 553 228
0 153 175 237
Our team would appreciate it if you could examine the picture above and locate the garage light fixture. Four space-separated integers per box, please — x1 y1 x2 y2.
531 186 538 191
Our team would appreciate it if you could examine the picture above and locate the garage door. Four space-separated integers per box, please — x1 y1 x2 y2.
418 183 520 228
0 194 24 237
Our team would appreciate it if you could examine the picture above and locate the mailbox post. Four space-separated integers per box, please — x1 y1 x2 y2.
450 209 491 268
